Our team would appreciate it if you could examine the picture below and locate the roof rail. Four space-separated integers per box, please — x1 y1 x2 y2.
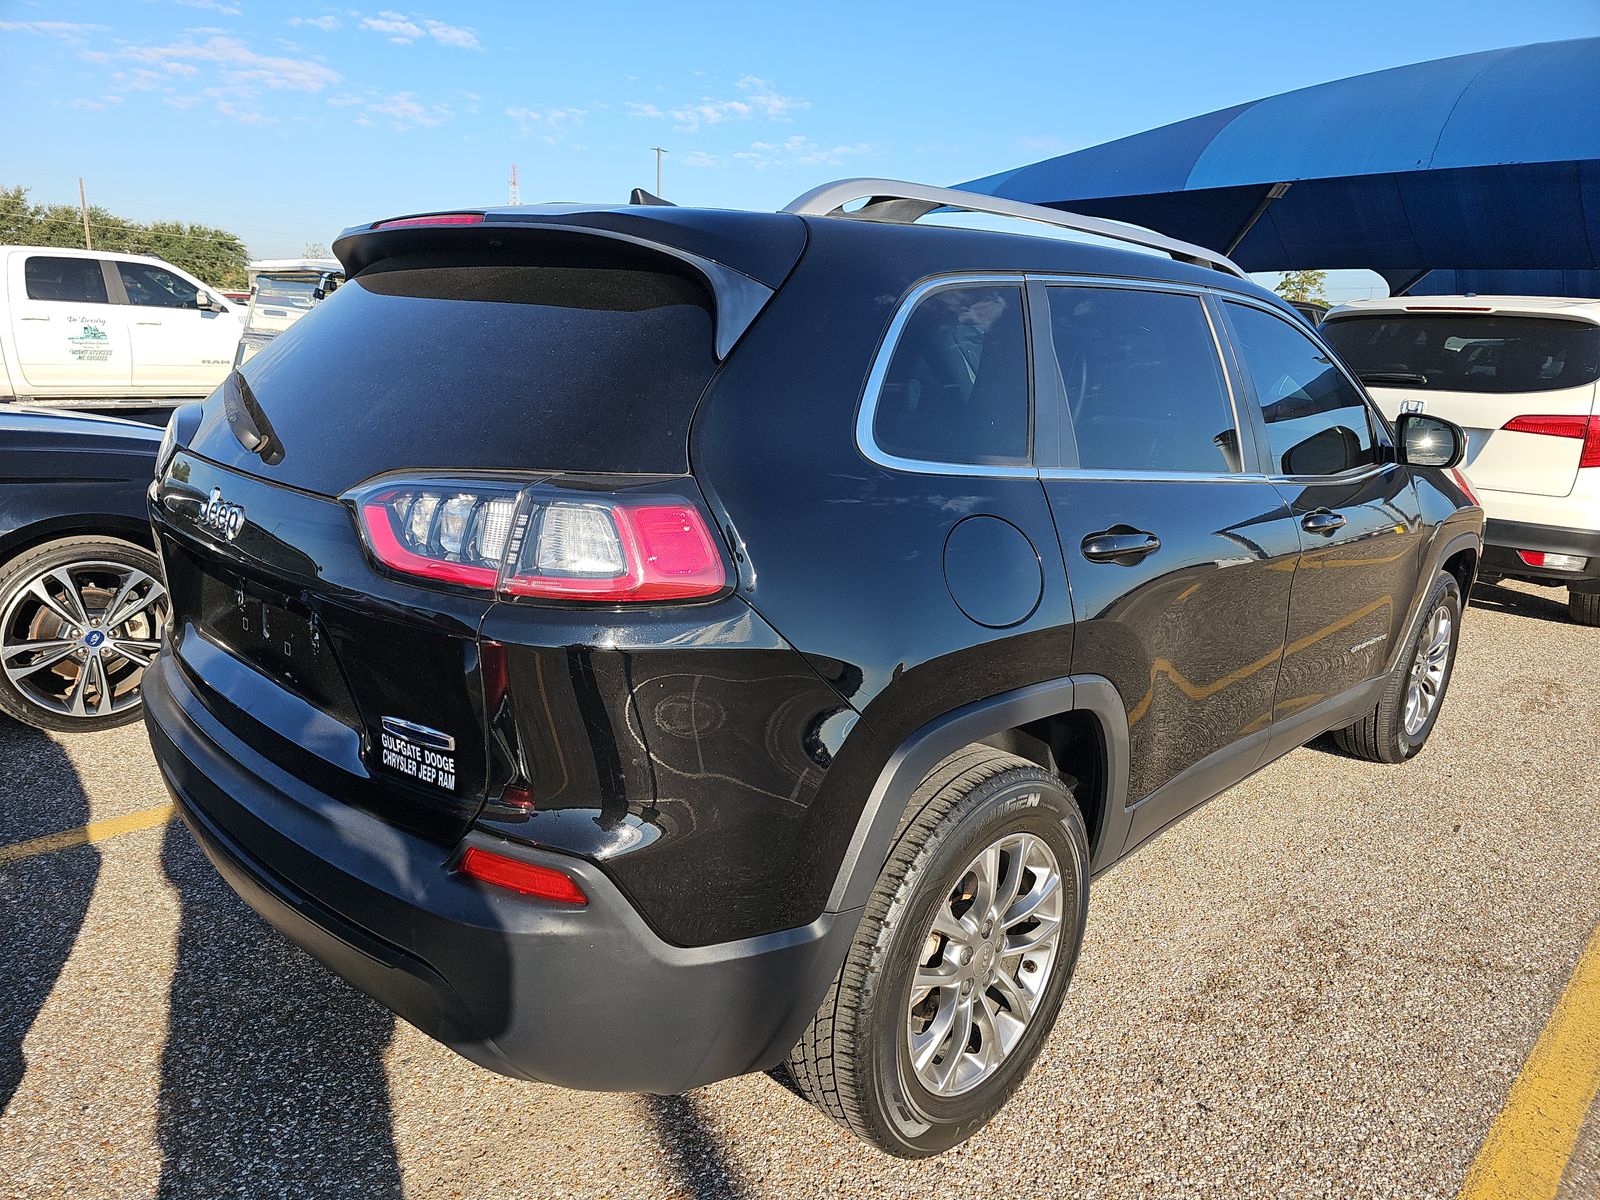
783 178 1248 279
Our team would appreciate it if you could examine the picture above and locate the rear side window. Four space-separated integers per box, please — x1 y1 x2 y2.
1047 286 1240 473
117 261 199 309
24 256 108 304
873 283 1029 466
1227 302 1377 477
1322 314 1600 394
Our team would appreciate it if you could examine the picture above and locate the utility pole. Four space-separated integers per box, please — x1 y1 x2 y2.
508 162 520 206
652 147 667 198
78 177 93 250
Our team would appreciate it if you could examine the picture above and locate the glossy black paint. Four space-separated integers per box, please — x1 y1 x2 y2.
141 203 1483 1093
0 408 161 558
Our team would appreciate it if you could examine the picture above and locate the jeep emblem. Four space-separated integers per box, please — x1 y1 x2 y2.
200 487 246 541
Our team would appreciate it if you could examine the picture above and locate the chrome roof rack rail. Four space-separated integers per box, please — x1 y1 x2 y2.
783 178 1248 279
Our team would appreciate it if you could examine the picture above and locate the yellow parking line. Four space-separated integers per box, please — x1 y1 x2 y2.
1457 924 1600 1200
0 802 176 866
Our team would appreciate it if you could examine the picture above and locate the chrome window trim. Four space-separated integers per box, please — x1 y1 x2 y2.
855 273 1039 479
1032 275 1252 479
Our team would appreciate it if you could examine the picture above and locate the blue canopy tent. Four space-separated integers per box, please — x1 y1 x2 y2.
961 38 1600 296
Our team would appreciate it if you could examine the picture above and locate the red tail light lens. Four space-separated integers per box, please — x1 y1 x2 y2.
347 475 727 603
458 846 587 904
371 213 486 230
1502 415 1600 468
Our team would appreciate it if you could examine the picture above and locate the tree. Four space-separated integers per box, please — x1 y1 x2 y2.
1275 269 1328 305
303 241 330 259
1 184 251 290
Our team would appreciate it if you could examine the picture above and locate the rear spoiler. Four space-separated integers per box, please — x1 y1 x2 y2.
332 208 799 360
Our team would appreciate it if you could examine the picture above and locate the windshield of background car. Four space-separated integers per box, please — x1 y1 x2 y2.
1323 314 1600 394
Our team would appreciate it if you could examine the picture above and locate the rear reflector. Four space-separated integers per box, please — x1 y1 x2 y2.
371 213 486 230
1517 549 1588 571
1501 415 1600 468
458 847 587 904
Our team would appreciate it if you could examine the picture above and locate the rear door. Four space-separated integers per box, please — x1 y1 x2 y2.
1322 311 1600 498
112 258 237 393
1221 299 1427 721
8 253 131 392
1036 279 1302 849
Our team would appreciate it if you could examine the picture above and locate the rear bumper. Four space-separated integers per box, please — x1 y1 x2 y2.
143 647 859 1094
1482 519 1600 588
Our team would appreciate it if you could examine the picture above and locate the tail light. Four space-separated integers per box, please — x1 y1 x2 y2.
1501 415 1600 468
1517 549 1588 571
346 475 728 603
371 212 485 230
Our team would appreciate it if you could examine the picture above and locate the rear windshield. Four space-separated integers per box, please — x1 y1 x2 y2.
1323 314 1600 394
211 256 718 493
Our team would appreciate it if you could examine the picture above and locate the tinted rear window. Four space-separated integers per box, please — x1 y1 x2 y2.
201 257 718 494
1323 314 1600 394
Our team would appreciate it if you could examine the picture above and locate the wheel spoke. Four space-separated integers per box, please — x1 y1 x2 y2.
931 904 974 943
25 576 82 630
970 842 1002 923
107 638 159 668
1003 870 1061 930
91 655 114 715
1003 914 1061 957
932 999 975 1091
971 994 1004 1072
106 578 165 631
912 958 960 998
65 660 91 717
989 965 1038 1025
992 840 1027 925
910 996 957 1072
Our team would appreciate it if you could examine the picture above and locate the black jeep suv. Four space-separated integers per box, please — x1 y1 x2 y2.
143 180 1483 1157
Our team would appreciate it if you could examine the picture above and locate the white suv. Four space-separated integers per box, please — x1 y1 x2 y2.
1323 296 1600 625
0 246 243 414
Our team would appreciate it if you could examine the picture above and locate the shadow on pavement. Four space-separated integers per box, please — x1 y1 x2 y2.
642 1092 749 1200
0 716 98 1115
156 819 403 1199
1469 580 1575 625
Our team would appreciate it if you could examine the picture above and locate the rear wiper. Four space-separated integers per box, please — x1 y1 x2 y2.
223 370 284 466
1358 371 1429 386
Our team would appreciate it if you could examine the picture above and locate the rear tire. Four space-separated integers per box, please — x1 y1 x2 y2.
1569 588 1600 627
785 747 1089 1158
1331 570 1461 763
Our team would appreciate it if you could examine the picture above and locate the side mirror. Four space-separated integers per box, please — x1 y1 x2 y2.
195 291 220 312
1396 413 1466 469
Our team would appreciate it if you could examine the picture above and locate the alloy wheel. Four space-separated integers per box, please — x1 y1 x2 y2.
1 560 167 721
1403 604 1453 738
905 831 1064 1097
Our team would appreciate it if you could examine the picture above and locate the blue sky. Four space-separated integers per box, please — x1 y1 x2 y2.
3 0 1598 298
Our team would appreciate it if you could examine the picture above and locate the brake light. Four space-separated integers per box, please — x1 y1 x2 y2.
371 213 485 230
458 847 587 904
1502 415 1600 468
347 475 727 603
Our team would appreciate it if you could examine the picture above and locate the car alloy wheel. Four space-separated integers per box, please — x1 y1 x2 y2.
905 830 1065 1097
1403 604 1452 738
1 559 167 722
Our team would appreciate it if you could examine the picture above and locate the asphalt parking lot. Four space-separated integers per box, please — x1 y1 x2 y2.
2 578 1597 1200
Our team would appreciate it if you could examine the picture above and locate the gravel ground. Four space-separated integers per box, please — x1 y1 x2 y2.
1 578 1597 1199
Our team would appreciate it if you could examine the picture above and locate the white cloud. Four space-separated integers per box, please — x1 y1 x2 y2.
71 95 126 110
109 35 341 93
506 105 585 143
290 15 342 32
0 21 109 40
423 19 477 49
627 76 808 133
733 136 875 171
360 11 422 42
679 150 722 169
358 11 478 48
356 90 453 129
175 0 243 15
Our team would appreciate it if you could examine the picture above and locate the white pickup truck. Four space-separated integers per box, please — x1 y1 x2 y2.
0 246 243 415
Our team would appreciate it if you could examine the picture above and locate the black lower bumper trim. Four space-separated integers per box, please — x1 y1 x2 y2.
144 649 861 1093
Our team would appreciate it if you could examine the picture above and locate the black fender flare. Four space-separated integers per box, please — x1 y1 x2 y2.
1385 527 1482 676
824 674 1131 915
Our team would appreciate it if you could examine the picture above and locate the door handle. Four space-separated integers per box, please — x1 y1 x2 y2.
1081 525 1161 563
135 320 162 326
18 315 48 321
1301 509 1347 534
